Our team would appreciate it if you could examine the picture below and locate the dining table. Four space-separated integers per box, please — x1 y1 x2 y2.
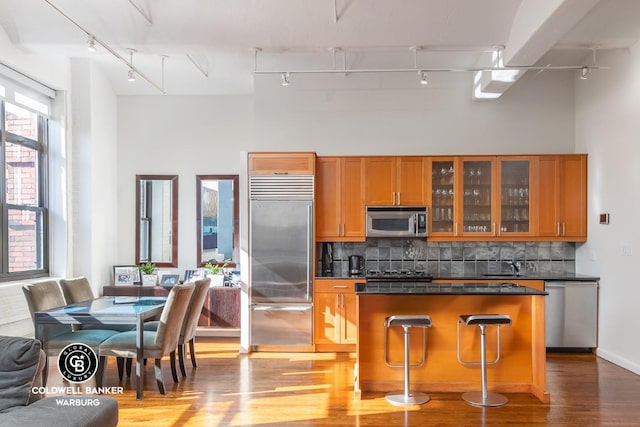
34 295 167 400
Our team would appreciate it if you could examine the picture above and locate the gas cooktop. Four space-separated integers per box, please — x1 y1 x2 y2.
365 269 433 282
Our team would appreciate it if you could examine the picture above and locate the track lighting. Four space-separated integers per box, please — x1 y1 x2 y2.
420 70 428 85
580 66 591 80
87 35 96 53
127 49 137 82
281 72 290 86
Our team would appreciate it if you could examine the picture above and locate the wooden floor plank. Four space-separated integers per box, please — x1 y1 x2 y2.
42 338 640 426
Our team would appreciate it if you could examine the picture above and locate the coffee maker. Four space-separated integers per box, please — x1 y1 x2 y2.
349 255 364 276
320 243 333 275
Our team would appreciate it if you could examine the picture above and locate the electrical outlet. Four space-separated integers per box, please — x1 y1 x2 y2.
621 244 633 257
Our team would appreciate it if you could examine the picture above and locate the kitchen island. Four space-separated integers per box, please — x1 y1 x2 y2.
354 282 549 403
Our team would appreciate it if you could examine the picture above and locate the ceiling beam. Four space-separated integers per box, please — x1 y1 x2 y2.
473 0 600 100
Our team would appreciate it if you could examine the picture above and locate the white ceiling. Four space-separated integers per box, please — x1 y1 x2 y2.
0 0 639 95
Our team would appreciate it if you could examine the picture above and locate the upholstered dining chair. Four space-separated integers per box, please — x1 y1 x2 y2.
59 277 134 332
22 280 119 386
144 277 211 377
96 283 195 395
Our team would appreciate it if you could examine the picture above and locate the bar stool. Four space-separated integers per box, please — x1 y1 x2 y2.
457 314 512 407
383 315 432 406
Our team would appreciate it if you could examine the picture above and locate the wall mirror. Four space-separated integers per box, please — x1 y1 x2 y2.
196 175 239 266
136 175 178 267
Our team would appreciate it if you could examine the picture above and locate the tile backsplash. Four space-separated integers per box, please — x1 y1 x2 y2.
318 240 575 277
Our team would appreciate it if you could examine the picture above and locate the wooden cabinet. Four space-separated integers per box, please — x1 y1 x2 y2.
248 152 315 175
316 157 365 241
314 279 361 352
429 156 534 240
103 285 168 297
536 155 587 240
364 157 426 206
199 286 240 329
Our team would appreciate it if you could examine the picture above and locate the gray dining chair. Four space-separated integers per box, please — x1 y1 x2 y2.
96 283 195 395
59 277 134 332
144 277 211 377
22 280 119 386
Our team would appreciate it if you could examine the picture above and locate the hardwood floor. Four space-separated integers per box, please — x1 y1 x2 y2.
45 338 640 426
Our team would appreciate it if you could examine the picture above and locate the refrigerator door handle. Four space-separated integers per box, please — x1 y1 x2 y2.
253 305 313 312
306 203 312 300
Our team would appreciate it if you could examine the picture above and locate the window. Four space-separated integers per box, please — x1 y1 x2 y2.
1 100 48 279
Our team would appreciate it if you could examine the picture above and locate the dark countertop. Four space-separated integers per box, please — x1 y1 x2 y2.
317 273 599 281
355 281 547 295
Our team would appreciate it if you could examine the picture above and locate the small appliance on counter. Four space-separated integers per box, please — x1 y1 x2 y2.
321 242 333 274
349 255 364 276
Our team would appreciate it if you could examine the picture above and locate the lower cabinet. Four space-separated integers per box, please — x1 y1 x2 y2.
314 279 361 352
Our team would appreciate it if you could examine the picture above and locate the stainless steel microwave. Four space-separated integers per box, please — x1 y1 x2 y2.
365 206 428 237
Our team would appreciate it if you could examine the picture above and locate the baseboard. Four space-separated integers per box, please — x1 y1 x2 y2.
196 327 240 338
596 347 640 376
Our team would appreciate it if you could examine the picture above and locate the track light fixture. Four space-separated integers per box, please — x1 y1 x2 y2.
580 66 591 80
281 72 290 86
87 35 96 53
420 70 428 85
127 49 137 82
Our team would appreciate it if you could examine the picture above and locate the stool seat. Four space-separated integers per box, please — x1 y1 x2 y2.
460 314 512 326
386 315 432 328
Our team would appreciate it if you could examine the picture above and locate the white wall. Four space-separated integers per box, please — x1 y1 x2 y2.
253 70 575 155
575 45 640 374
117 95 254 270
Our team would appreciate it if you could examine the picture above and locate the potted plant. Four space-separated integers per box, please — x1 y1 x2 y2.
138 262 157 286
204 259 229 287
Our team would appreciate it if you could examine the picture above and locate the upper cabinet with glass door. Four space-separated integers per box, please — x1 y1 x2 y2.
429 158 456 236
461 158 495 236
428 156 533 240
498 159 531 236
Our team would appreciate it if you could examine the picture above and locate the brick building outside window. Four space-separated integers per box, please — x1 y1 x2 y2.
1 100 48 279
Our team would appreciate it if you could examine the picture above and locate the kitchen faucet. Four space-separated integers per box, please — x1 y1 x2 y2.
509 261 522 275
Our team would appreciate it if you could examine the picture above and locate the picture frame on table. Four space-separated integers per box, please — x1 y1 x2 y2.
159 274 180 287
115 272 134 286
183 269 207 283
113 265 141 285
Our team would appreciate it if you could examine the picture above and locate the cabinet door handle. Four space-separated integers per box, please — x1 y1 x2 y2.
336 294 340 309
455 223 458 236
557 223 561 237
562 223 566 236
397 192 401 205
333 285 348 289
498 223 501 236
337 224 341 236
392 192 396 205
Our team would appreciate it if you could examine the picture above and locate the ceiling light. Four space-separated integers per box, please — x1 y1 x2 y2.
419 70 428 85
127 68 136 82
580 66 591 80
87 35 96 53
281 72 290 86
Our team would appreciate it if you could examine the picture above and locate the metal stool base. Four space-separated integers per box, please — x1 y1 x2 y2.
385 391 430 406
462 391 508 407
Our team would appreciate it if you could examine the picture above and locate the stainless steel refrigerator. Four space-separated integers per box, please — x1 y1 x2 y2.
249 175 314 351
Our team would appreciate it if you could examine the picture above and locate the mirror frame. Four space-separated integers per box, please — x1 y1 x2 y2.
135 174 179 268
196 175 239 267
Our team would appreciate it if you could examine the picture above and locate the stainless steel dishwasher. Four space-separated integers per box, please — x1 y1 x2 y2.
545 280 598 350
